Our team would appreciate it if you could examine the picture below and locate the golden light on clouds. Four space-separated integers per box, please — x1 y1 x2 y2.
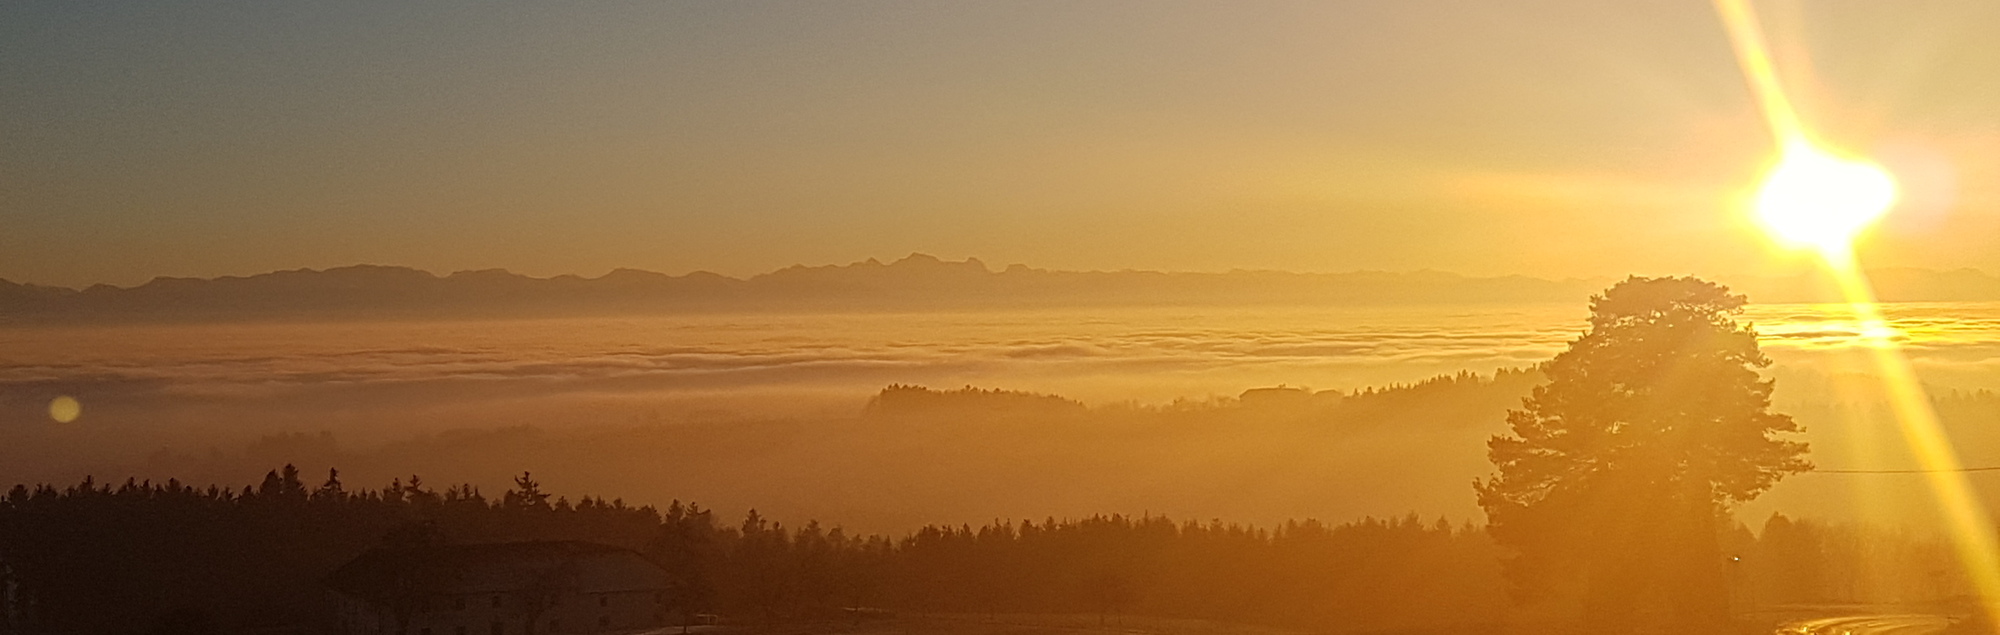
49 395 81 423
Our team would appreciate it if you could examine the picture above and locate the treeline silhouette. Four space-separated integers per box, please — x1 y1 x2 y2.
0 468 665 632
2 467 1973 634
1743 513 1964 606
0 467 1513 633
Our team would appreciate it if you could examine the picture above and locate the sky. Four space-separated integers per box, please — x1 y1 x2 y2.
5 0 2000 288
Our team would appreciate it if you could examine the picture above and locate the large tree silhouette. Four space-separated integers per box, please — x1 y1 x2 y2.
1476 276 1810 633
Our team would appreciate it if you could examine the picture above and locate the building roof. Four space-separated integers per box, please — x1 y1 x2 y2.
326 541 670 604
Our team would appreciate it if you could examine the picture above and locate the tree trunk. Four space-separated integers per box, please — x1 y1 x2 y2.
1669 502 1731 633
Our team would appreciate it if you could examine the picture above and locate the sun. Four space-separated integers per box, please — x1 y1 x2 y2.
1753 140 1898 259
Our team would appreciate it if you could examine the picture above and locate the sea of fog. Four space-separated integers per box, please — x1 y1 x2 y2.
5 301 2000 530
5 301 2000 436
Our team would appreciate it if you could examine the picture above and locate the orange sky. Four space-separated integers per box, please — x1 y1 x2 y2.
5 1 2000 287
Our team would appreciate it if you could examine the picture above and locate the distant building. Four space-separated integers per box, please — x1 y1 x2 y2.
326 541 673 635
1238 385 1313 409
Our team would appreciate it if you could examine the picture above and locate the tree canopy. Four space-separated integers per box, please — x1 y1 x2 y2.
1475 276 1810 632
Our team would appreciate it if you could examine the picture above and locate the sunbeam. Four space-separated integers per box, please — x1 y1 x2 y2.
1714 0 2000 624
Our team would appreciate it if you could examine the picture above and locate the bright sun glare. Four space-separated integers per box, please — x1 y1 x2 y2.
1716 0 2000 625
1754 141 1898 257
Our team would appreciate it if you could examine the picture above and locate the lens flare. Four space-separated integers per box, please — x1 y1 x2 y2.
49 395 81 423
1754 142 1898 258
1715 0 2000 624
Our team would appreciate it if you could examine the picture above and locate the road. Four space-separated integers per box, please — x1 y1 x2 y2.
1778 615 1955 635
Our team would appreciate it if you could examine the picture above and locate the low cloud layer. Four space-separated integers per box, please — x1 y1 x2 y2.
2 302 1999 532
6 303 2000 433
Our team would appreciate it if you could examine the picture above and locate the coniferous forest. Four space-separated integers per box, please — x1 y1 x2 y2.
0 466 1505 633
0 465 1966 634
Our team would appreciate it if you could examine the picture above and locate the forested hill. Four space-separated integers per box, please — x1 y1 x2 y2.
1 468 1515 634
121 371 1546 536
1 465 1961 634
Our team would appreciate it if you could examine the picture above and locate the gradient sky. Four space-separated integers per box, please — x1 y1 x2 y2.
5 0 2000 287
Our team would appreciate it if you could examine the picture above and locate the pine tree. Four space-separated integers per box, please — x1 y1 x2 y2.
504 471 552 510
1475 276 1810 632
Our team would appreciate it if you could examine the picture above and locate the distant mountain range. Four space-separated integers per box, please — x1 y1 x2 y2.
4 254 1998 323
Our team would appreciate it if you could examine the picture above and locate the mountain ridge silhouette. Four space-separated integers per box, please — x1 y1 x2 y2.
4 254 1998 323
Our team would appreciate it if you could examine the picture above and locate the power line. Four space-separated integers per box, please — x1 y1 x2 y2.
1812 466 2000 474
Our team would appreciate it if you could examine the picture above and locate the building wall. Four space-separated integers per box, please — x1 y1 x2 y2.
345 588 669 635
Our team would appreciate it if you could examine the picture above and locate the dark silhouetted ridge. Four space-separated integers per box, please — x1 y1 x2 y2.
7 254 1998 323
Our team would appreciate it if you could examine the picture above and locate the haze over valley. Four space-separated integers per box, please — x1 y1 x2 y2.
12 2 2000 632
8 257 2000 537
